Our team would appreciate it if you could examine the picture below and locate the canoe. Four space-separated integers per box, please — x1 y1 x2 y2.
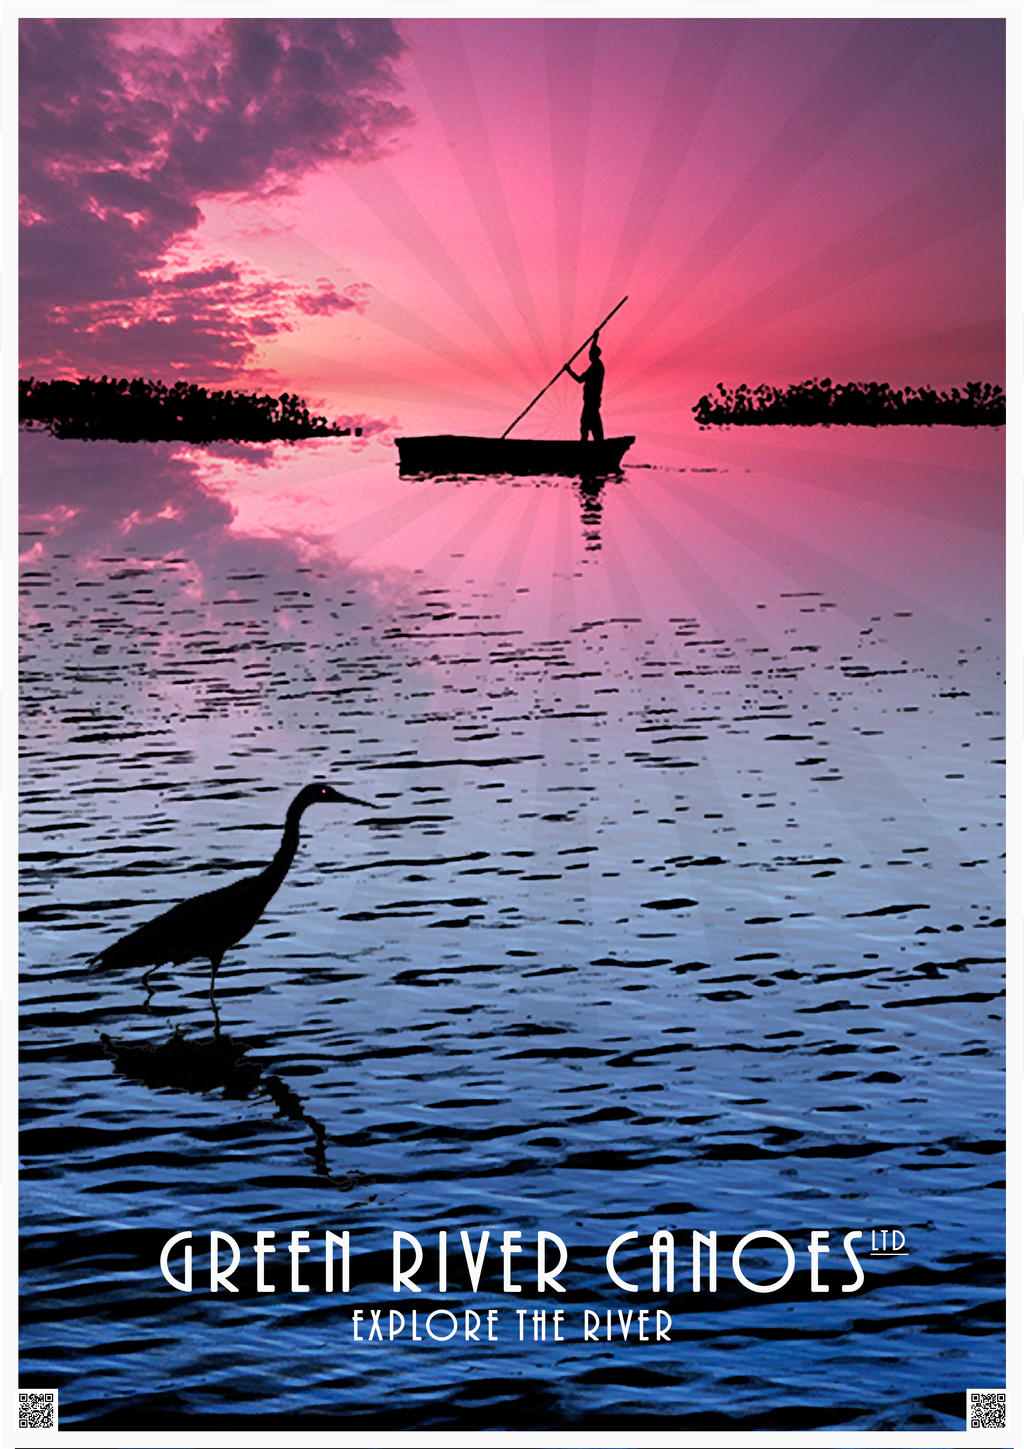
396 434 634 476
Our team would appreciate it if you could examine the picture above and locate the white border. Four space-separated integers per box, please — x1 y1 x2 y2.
4 4 1020 1447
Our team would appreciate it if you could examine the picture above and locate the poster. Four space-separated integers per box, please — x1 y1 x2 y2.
11 6 1017 1443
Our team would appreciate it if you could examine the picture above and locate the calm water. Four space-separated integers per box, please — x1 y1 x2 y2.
20 428 1004 1431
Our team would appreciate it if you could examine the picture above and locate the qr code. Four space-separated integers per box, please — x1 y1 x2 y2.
968 1389 1006 1430
18 1389 57 1431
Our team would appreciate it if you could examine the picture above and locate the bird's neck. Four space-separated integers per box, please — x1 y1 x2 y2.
265 803 305 891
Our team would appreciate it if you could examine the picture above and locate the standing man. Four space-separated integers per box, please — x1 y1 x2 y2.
565 335 605 443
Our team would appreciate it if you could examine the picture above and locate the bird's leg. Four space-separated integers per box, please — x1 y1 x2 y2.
209 953 223 1036
141 964 160 1012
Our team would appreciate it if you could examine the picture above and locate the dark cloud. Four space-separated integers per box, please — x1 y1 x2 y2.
25 268 370 380
19 18 410 378
159 19 410 194
295 280 366 316
170 265 243 291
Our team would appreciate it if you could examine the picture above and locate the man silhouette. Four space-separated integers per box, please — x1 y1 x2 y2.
564 335 605 442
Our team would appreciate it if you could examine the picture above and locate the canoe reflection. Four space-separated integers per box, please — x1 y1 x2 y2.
399 468 616 550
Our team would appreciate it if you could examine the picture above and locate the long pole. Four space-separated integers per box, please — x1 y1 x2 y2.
501 295 628 440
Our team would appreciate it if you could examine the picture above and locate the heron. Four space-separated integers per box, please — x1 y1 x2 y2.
88 783 377 998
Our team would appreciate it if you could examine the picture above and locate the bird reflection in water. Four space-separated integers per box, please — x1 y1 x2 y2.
89 783 378 1010
99 1027 369 1187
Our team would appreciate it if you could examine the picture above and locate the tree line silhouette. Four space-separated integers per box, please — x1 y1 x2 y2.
693 378 1005 428
19 376 362 443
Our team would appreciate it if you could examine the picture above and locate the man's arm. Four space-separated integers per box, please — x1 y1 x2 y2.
564 364 583 383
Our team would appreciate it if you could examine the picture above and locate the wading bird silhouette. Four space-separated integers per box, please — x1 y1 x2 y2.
89 784 376 1001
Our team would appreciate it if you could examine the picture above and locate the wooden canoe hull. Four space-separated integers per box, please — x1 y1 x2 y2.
396 434 634 476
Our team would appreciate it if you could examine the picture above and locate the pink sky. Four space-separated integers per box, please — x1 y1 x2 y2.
20 17 1005 440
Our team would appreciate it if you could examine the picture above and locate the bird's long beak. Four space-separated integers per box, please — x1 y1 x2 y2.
338 794 380 809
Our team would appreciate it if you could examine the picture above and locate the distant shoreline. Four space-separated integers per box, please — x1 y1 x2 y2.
693 378 1004 428
19 375 362 444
